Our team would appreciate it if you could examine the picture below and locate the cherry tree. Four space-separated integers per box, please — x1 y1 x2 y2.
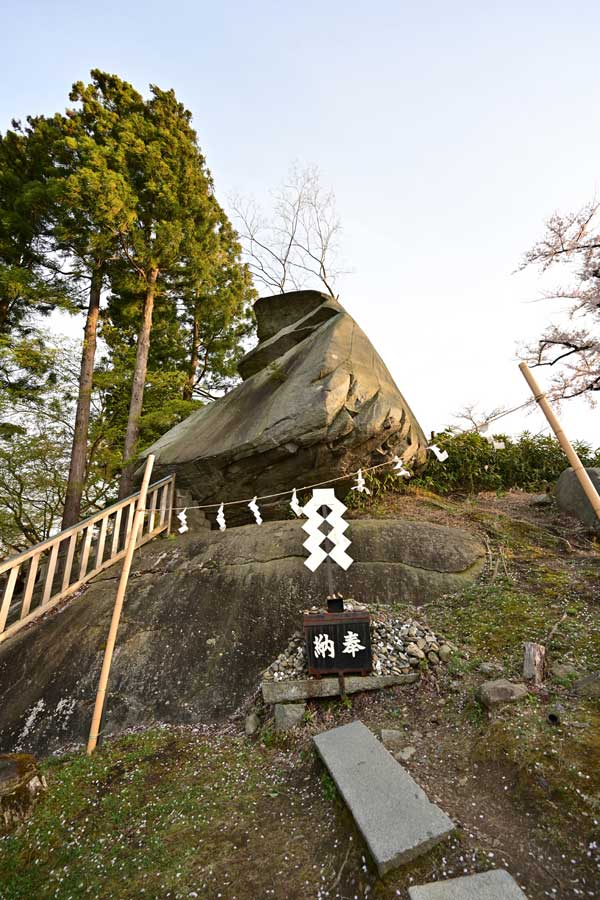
520 201 600 401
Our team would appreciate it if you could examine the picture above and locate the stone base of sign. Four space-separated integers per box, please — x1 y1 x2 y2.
262 673 418 704
274 703 306 732
408 869 528 899
313 720 454 875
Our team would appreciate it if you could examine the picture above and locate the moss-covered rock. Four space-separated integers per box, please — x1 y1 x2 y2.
0 753 46 831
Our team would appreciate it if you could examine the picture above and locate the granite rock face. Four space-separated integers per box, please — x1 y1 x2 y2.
139 290 427 521
555 467 600 532
0 518 484 756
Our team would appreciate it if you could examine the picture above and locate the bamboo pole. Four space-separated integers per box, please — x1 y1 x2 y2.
519 363 600 524
87 455 155 755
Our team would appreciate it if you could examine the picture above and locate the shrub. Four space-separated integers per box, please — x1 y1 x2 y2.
411 431 599 495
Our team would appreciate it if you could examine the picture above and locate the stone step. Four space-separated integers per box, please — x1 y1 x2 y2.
408 869 528 899
313 720 454 875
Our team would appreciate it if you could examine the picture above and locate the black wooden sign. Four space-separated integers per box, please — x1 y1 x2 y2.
304 611 372 676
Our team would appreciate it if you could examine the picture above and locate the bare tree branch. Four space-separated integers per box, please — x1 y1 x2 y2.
230 164 348 297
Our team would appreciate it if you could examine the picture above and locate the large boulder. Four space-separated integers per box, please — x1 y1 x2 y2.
555 467 600 532
138 290 427 522
0 518 484 756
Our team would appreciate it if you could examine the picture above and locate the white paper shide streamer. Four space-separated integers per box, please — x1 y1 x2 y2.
290 488 303 517
392 455 412 478
216 502 226 531
428 444 449 463
351 468 371 494
248 496 263 525
173 453 422 534
484 434 506 450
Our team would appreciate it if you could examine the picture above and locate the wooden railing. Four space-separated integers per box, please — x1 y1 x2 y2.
0 474 176 646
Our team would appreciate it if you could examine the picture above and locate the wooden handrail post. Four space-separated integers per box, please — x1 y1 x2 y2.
519 363 600 524
87 455 155 755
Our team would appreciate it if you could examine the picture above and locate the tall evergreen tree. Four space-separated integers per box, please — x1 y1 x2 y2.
0 118 73 402
1 71 254 548
51 72 144 527
111 84 226 497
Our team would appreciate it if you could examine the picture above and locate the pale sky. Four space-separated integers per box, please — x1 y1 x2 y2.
3 1 599 445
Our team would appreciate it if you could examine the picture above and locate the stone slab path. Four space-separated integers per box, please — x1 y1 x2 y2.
408 868 528 899
313 720 454 875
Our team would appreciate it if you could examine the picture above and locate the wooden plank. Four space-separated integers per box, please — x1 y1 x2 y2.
125 501 135 545
87 455 155 755
21 553 40 619
0 475 173 576
110 508 122 558
0 565 20 633
42 542 60 606
61 533 77 593
148 488 158 534
166 477 175 534
79 525 94 580
158 482 168 527
95 515 109 569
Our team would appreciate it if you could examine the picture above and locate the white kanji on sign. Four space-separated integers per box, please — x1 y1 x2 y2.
342 630 365 657
313 634 335 659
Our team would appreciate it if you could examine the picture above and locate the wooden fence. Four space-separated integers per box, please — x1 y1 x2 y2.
0 474 176 646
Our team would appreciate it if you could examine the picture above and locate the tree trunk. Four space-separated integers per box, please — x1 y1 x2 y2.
61 268 103 529
182 314 199 402
0 297 11 334
118 269 158 499
523 642 546 684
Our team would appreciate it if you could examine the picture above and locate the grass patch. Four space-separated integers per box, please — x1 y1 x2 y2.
0 728 303 899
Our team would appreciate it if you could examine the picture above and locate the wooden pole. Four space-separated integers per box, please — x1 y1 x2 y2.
519 363 600 525
87 455 155 755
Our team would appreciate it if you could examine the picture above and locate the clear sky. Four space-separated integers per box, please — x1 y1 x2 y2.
2 1 599 445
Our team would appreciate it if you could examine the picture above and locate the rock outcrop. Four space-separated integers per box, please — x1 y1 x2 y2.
0 518 485 756
555 467 600 532
0 754 46 831
139 290 427 521
477 679 528 709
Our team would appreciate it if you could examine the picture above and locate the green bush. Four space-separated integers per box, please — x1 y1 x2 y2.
412 431 600 495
